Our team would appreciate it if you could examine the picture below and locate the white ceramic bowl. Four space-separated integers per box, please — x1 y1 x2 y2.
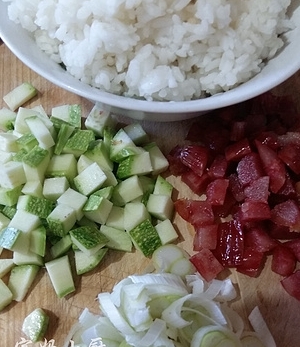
0 1 300 122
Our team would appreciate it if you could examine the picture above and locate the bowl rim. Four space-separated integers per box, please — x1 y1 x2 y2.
1 0 300 115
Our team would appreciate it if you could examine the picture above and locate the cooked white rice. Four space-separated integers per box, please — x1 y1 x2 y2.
4 0 293 101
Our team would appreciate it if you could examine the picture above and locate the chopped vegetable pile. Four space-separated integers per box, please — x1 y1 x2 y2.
168 92 300 301
66 244 274 347
0 83 178 311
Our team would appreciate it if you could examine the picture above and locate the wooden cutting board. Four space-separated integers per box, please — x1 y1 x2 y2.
1 41 300 347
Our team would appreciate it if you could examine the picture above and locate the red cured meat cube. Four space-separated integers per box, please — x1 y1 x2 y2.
214 219 244 267
278 132 300 147
276 173 297 200
239 201 271 222
236 247 265 277
193 224 218 250
244 226 277 253
255 140 286 193
208 155 228 179
281 270 300 301
225 138 252 162
167 146 188 176
229 173 245 202
190 248 224 282
174 199 215 226
255 131 279 151
285 239 300 262
278 144 300 175
230 121 246 142
271 245 296 276
180 145 209 177
244 176 270 203
271 200 300 230
237 153 264 187
181 171 211 195
206 178 229 206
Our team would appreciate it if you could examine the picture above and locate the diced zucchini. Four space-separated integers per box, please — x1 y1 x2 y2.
54 123 75 155
9 208 42 234
47 204 77 237
74 247 108 275
100 225 132 252
116 151 153 179
0 132 19 152
70 226 109 256
105 206 124 230
144 142 169 175
0 149 13 163
73 162 107 196
0 161 26 189
93 186 114 200
155 219 178 245
111 175 143 206
3 82 37 111
146 194 174 221
30 226 47 257
0 279 13 311
110 128 139 162
153 175 173 197
43 176 70 201
124 123 149 145
0 258 14 278
102 168 118 187
45 255 75 298
83 195 113 224
57 188 88 220
21 181 43 198
13 250 44 266
22 308 49 342
14 107 52 135
76 216 98 229
103 126 115 149
16 132 39 152
50 104 82 128
124 202 150 232
0 107 16 131
50 234 72 259
46 153 77 183
84 139 113 171
0 212 10 230
62 129 95 157
25 116 55 149
17 195 54 219
1 205 17 219
12 148 28 162
129 219 162 257
8 264 40 301
77 154 93 173
0 185 23 206
84 105 116 137
0 226 21 251
22 146 50 182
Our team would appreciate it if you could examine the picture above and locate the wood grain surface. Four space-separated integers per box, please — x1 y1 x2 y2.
1 41 300 347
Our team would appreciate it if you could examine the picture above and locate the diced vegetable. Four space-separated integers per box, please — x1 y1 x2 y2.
45 255 75 298
3 82 37 111
22 308 49 342
0 279 13 311
74 247 108 275
8 264 40 301
70 226 109 256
